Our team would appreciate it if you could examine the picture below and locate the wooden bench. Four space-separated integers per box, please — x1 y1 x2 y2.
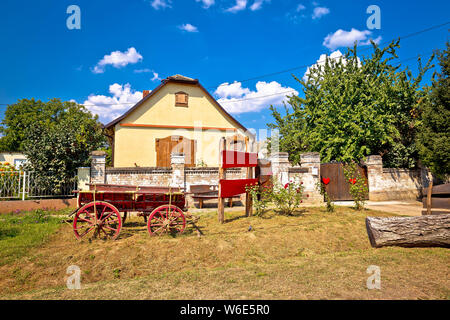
422 183 450 215
190 185 239 209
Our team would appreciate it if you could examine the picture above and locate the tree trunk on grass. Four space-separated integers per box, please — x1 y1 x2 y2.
366 214 450 248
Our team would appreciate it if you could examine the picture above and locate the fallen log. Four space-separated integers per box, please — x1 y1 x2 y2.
366 214 450 248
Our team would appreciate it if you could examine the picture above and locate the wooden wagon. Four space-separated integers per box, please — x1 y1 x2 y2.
71 184 196 240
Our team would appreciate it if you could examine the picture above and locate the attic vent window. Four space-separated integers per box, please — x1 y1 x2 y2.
175 92 189 107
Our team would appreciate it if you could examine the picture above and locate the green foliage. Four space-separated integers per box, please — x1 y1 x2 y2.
245 184 272 216
20 100 106 193
316 180 334 212
416 42 450 180
270 180 305 215
343 161 369 210
268 40 434 168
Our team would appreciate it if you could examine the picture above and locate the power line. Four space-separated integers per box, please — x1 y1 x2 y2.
0 50 437 109
0 50 434 109
0 20 447 109
206 20 450 90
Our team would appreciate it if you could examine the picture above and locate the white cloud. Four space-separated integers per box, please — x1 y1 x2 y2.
195 0 215 8
303 50 362 81
226 0 247 13
215 81 298 114
83 83 143 123
323 28 382 50
92 47 143 74
296 4 306 12
250 0 269 11
150 0 172 10
312 6 329 19
179 23 199 32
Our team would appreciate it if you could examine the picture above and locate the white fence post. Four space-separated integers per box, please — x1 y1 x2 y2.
22 171 26 201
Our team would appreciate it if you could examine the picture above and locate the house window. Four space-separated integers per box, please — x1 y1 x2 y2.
175 92 189 107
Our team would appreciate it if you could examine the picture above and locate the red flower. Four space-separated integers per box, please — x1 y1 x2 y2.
284 183 290 189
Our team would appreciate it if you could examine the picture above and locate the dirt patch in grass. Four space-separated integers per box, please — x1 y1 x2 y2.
0 207 448 299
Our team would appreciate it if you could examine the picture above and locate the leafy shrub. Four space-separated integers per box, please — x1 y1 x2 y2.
316 179 335 212
271 180 306 215
245 183 272 217
343 161 369 210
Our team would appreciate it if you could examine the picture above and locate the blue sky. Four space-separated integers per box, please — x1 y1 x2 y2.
0 0 449 133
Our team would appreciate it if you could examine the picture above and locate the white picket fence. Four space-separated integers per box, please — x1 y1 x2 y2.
0 171 77 200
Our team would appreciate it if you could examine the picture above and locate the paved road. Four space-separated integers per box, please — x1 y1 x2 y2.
188 199 424 216
334 200 423 216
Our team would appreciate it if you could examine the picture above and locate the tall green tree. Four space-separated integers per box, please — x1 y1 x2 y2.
0 99 106 193
268 40 433 167
0 98 98 152
416 42 450 180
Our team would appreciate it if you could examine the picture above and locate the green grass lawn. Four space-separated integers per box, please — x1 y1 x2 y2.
0 209 67 266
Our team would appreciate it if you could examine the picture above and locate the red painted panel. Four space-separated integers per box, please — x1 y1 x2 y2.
219 179 258 198
221 151 258 169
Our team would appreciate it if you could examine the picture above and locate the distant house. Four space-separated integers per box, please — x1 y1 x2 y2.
0 152 27 168
104 75 255 168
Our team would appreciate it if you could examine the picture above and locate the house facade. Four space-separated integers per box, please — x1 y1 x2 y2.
104 75 254 168
0 152 27 168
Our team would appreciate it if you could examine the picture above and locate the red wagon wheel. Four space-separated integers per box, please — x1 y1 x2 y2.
147 205 186 236
73 201 122 240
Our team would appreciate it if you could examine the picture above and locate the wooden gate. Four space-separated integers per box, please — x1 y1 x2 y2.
320 162 368 201
155 136 196 168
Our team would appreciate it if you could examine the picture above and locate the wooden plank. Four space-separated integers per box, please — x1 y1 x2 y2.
222 150 258 169
218 137 226 224
422 209 450 215
426 181 433 215
245 136 253 217
422 197 450 210
422 183 450 196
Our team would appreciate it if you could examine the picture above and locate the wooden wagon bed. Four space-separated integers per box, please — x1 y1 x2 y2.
71 184 195 240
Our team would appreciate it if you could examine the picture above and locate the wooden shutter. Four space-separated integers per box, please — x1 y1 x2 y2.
175 92 188 106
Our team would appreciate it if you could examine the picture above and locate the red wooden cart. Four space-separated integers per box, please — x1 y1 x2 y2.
72 184 194 240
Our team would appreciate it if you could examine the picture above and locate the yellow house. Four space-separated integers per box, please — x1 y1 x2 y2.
104 75 255 168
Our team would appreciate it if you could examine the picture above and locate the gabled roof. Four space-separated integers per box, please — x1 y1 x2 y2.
103 75 252 137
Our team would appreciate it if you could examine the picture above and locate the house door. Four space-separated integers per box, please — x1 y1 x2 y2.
320 162 368 201
155 136 196 168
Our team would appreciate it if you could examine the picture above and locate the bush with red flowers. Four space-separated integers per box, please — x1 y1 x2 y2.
271 179 306 215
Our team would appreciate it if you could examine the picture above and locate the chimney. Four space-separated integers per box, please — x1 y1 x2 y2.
143 90 150 98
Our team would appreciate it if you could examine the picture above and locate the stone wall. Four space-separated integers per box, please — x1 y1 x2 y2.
83 151 429 206
105 167 172 187
269 152 323 205
365 155 428 201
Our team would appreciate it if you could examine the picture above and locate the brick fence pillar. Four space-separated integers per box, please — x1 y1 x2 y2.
300 152 322 203
365 155 383 200
171 153 185 189
90 151 106 185
269 152 291 185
